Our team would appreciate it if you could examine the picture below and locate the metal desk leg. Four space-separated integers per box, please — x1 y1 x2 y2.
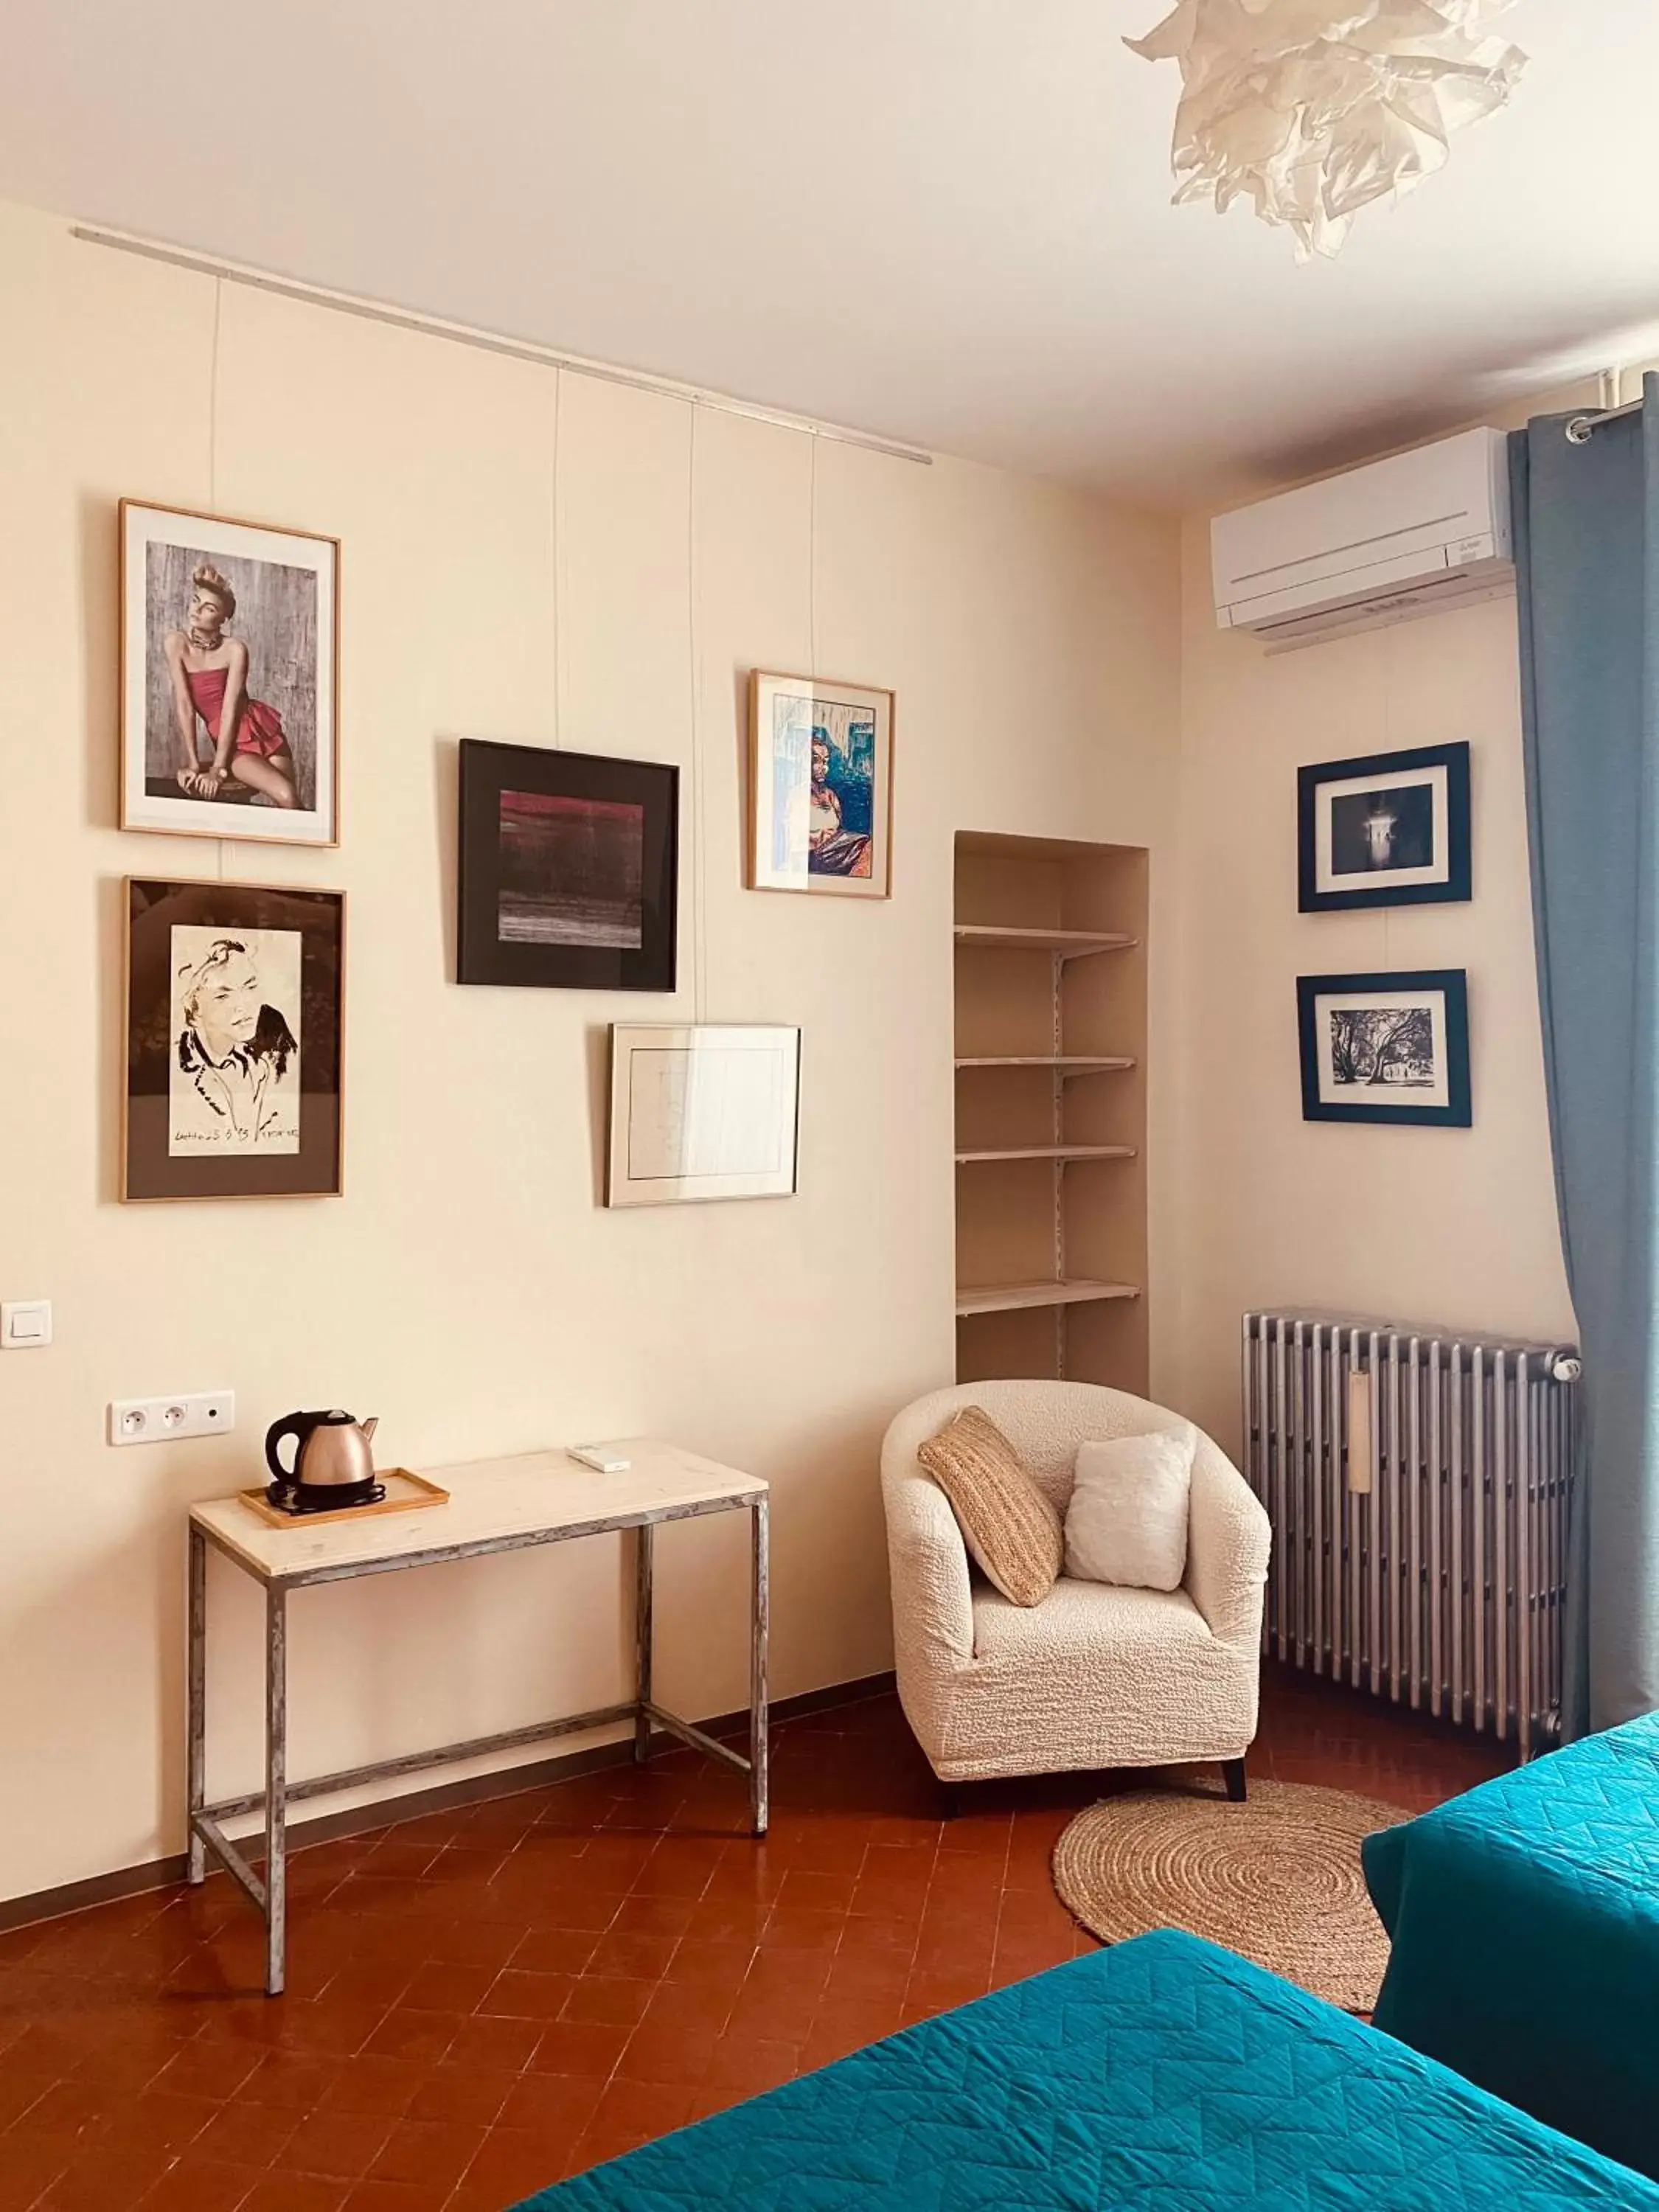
264 1584 288 1997
187 1525 206 1886
634 1522 654 1764
750 1495 769 1835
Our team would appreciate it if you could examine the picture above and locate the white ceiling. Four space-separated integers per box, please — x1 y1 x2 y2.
1 1 1655 505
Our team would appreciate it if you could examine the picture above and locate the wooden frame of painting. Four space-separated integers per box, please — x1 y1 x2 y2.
1298 741 1471 914
122 876 346 1202
748 670 894 899
119 500 341 847
1297 970 1471 1129
456 740 680 992
606 1024 801 1207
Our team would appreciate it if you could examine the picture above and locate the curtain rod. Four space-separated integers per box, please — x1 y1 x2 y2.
1565 398 1644 445
70 223 934 468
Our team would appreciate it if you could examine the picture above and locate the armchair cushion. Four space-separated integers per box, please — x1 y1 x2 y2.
917 1405 1062 1608
1065 1429 1192 1591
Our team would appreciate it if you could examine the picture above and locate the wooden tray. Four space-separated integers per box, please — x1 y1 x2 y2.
235 1468 449 1530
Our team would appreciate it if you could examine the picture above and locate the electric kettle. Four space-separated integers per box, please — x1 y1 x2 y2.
264 1409 383 1514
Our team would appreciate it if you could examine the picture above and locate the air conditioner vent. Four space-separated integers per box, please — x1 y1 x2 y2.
1213 429 1513 652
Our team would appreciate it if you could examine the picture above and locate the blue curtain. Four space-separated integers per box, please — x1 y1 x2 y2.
1512 375 1659 1736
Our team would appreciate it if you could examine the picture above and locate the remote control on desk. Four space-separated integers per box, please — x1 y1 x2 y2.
568 1444 632 1473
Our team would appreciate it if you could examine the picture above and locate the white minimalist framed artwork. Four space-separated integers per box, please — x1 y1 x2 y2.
607 1024 801 1207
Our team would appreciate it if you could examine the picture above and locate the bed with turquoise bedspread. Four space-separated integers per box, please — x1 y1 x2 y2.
515 1927 1656 2210
1364 1711 1659 2183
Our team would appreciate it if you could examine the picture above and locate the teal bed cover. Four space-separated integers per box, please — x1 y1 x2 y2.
1366 1711 1659 2182
517 1927 1656 2209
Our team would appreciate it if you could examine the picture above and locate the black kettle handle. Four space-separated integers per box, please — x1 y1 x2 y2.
265 1413 310 1486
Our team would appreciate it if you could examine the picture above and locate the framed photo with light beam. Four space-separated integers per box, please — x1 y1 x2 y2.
1298 742 1470 914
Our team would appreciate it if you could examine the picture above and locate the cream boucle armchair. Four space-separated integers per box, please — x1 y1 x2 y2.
881 1378 1272 1790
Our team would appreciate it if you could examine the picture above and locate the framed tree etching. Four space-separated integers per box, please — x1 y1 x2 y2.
1297 970 1471 1128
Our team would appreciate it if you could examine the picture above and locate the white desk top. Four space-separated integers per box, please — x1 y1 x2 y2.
190 1440 765 1583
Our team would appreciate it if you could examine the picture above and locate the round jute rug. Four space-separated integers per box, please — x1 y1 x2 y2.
1051 1778 1406 2011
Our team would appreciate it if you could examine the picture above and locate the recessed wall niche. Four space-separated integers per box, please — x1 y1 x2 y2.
953 831 1149 1393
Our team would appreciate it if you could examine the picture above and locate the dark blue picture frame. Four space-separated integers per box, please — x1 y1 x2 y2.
1297 970 1472 1128
1298 741 1471 913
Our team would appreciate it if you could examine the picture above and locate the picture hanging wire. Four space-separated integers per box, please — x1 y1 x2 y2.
208 275 229 884
551 364 563 750
688 400 708 1025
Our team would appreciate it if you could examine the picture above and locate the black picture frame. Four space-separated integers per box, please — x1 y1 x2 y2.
457 740 679 992
123 876 345 1200
1298 741 1471 914
1297 970 1472 1128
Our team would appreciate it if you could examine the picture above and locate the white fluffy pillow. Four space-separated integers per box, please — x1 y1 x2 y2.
1063 1430 1194 1591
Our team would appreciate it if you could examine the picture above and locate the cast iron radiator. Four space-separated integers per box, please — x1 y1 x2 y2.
1241 1310 1580 1758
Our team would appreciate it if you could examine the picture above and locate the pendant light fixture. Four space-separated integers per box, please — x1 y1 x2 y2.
1127 1 1528 260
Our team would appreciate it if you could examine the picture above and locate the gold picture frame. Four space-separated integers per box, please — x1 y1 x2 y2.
747 669 894 899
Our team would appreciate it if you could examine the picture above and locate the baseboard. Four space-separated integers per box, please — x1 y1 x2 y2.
0 1670 897 1937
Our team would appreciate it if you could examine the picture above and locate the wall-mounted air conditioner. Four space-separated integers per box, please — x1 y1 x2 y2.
1211 426 1514 652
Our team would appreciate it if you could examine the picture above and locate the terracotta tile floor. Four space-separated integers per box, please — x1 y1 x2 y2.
0 1668 1510 2212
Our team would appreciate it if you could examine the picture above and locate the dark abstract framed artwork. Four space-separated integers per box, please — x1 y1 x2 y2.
1297 970 1471 1128
123 877 345 1201
1298 741 1471 914
119 501 340 847
456 740 679 991
748 671 894 899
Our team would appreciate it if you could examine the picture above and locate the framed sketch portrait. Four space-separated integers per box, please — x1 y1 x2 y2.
457 740 679 991
1298 742 1471 914
607 1024 801 1206
748 671 893 899
123 877 345 1200
120 501 340 846
1297 970 1471 1129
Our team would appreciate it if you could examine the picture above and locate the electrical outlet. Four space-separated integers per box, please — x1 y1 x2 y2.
108 1391 236 1447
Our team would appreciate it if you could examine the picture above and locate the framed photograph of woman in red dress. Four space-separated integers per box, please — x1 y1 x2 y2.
119 501 339 846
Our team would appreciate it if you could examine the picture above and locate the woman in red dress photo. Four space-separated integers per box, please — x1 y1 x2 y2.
164 564 300 810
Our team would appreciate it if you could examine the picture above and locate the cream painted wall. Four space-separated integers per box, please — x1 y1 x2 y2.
1172 488 1581 1453
0 201 1181 1905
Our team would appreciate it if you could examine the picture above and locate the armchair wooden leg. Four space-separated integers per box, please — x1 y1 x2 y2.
1222 1757 1247 1804
939 1780 963 1821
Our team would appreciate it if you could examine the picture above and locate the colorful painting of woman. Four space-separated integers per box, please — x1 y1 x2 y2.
748 672 893 900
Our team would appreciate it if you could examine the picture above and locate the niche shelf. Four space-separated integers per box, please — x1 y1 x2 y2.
955 1144 1137 1164
955 1055 1135 1076
955 1279 1140 1318
953 924 1138 957
953 831 1149 1392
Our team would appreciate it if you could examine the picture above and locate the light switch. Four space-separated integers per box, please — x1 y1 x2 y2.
1 1300 52 1349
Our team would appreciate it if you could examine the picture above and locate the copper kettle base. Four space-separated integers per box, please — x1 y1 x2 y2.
264 1478 386 1517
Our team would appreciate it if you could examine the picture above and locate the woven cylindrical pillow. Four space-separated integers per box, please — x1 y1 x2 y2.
917 1405 1063 1607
